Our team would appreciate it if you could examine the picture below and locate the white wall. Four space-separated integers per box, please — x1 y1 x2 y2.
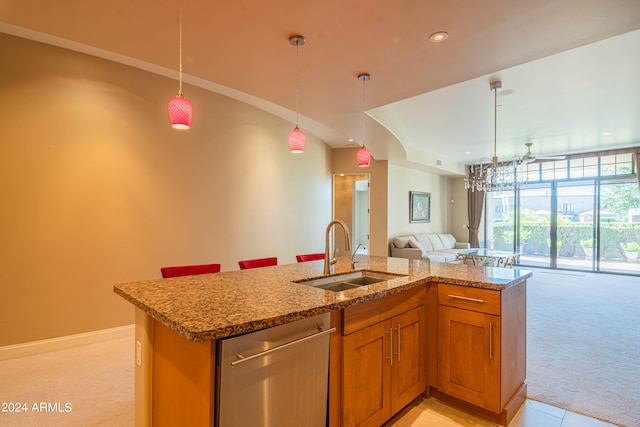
387 163 448 240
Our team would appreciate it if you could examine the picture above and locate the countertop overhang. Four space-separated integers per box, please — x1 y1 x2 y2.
114 256 532 342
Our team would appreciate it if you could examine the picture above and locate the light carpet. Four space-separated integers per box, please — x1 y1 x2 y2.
0 336 133 426
526 268 640 427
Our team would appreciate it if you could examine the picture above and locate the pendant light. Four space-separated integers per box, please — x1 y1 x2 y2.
167 0 193 129
357 73 371 167
288 35 306 153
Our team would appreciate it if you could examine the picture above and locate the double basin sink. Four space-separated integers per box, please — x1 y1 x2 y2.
295 270 406 292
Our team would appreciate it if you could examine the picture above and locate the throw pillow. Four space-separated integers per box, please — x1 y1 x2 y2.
407 237 427 257
392 236 412 248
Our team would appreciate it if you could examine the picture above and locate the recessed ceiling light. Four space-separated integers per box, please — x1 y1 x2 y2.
465 151 471 155
348 138 355 142
429 31 449 43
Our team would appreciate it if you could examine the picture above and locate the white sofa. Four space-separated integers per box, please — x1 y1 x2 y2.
389 233 470 263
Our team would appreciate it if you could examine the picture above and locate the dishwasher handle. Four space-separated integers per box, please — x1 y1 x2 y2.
230 327 336 367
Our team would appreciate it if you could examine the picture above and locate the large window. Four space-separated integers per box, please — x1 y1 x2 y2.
482 149 640 275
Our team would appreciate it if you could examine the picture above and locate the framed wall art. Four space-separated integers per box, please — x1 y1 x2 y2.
409 191 431 223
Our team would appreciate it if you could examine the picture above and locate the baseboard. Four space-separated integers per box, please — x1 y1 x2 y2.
0 324 135 361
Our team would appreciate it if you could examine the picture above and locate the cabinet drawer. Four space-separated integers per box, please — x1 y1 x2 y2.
437 283 500 315
343 285 426 335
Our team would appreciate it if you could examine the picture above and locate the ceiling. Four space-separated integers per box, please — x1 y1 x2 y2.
2 0 640 176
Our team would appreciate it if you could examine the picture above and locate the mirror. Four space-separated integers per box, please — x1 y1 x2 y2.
333 174 370 255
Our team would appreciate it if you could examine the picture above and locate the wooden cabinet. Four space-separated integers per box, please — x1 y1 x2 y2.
435 282 526 425
342 318 391 426
438 304 500 411
341 286 427 427
391 306 426 414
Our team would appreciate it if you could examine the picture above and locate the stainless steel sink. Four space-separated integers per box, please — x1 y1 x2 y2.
295 270 405 292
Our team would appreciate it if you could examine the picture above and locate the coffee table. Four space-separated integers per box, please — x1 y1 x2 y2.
456 249 520 267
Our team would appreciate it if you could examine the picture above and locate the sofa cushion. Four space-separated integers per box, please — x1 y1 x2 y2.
427 234 445 251
423 252 447 263
413 233 434 252
406 238 426 257
407 236 420 248
438 233 457 250
439 250 463 260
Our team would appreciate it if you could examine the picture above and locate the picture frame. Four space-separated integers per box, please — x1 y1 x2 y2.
409 191 431 223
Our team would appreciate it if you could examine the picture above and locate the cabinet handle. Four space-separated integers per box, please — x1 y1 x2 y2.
447 294 484 303
387 328 393 366
396 324 401 361
230 327 336 367
489 322 493 360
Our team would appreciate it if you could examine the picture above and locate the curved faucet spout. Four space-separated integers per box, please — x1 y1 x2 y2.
324 220 351 275
351 243 367 269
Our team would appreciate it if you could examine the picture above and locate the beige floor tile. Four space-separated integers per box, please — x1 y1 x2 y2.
524 400 566 419
508 402 562 427
390 399 498 427
560 411 618 427
394 398 615 427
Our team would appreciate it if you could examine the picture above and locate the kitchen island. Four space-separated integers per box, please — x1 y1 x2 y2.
114 255 531 426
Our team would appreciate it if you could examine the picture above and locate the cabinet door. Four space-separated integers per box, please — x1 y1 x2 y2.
438 305 500 412
391 305 427 414
342 320 392 427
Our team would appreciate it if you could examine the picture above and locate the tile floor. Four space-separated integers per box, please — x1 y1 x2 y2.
390 398 618 427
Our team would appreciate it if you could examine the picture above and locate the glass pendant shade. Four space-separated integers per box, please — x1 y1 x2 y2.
357 146 371 167
168 96 193 129
288 126 306 153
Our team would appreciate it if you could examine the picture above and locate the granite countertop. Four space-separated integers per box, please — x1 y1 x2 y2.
113 255 532 342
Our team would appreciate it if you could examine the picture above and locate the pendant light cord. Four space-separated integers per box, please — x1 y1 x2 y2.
295 42 300 126
178 0 184 97
492 84 497 167
361 77 366 147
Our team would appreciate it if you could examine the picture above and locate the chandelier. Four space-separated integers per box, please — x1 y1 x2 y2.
464 81 527 192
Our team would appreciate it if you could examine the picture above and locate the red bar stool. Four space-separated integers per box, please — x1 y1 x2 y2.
160 263 221 278
296 253 325 262
238 257 278 270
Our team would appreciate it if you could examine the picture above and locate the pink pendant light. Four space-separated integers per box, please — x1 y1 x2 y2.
167 0 192 129
357 73 372 167
288 125 306 153
168 96 193 129
357 145 371 167
289 35 306 152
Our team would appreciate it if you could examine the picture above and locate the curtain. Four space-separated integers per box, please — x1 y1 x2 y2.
467 188 485 248
635 152 640 192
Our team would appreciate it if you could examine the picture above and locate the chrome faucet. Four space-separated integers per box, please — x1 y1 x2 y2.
324 220 351 275
351 243 367 270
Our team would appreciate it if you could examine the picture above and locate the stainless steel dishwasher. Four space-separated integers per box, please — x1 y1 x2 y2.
215 313 334 427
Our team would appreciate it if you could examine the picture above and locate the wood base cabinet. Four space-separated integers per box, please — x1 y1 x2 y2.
435 282 526 425
341 286 427 427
